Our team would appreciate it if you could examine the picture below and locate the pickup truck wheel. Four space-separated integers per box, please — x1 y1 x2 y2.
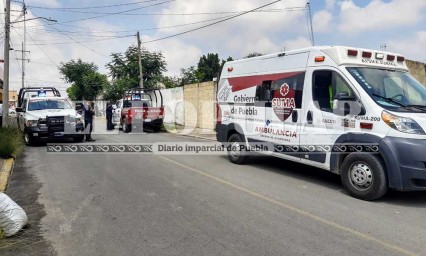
153 125 161 133
341 153 388 201
73 135 85 143
24 132 34 146
227 134 249 165
122 118 131 133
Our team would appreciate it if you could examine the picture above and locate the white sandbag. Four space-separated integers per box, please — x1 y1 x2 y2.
0 193 28 237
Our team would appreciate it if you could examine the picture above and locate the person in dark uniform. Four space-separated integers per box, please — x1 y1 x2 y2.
106 102 113 130
84 101 96 141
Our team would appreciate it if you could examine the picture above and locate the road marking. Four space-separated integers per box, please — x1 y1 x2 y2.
158 155 418 256
59 194 95 234
98 133 418 256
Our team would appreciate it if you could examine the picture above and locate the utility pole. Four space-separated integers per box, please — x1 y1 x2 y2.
23 1 27 88
16 42 30 88
2 0 11 127
137 31 143 89
307 1 315 46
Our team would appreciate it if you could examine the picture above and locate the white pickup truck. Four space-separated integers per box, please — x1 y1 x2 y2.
16 87 85 145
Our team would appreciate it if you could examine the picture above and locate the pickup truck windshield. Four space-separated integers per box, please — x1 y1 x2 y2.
347 67 426 112
28 99 72 111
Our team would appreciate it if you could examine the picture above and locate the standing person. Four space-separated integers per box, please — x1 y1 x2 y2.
84 101 96 141
106 102 113 130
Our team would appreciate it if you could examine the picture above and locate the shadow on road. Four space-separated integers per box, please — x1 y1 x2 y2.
221 155 426 206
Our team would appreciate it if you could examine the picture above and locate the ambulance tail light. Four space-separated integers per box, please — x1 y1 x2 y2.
362 51 372 58
347 49 358 56
227 67 233 72
216 103 222 125
397 56 405 62
382 111 425 135
315 56 326 62
387 55 395 61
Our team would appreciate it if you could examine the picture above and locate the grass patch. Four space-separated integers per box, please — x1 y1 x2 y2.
0 127 23 159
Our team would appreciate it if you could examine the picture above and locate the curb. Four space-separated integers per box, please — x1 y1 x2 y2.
0 158 15 192
166 131 217 141
180 134 217 141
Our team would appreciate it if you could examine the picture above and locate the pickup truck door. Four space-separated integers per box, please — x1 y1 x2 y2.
17 99 27 131
112 100 122 124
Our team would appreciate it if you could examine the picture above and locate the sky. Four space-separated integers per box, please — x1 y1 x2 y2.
1 0 425 94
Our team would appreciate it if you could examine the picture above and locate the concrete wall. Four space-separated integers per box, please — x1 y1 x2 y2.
161 87 184 125
407 60 426 86
184 81 216 130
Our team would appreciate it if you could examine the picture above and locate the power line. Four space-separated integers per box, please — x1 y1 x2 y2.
28 7 306 16
27 0 164 10
26 0 174 27
25 30 60 68
25 34 134 45
25 14 237 35
25 1 285 46
143 0 283 44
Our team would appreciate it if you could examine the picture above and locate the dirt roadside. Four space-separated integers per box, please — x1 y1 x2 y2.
0 151 56 256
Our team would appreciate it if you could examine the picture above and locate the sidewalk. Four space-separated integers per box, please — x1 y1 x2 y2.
92 118 217 141
166 127 217 141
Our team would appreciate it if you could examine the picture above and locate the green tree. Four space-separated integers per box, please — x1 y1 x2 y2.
180 66 199 86
160 76 181 88
106 46 167 91
197 53 221 82
59 59 107 100
103 78 133 102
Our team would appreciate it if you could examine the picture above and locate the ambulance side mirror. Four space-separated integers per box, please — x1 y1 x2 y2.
334 92 364 116
335 92 355 101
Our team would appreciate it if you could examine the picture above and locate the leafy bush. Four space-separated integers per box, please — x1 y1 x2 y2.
0 127 23 159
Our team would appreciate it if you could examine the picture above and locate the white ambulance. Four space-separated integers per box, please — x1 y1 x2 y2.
216 46 426 200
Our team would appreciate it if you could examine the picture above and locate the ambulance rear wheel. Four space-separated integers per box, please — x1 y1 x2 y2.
227 134 249 165
341 153 388 201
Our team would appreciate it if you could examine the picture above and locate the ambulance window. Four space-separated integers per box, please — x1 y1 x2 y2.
335 74 355 97
313 71 333 112
384 77 403 98
255 81 272 101
313 71 355 112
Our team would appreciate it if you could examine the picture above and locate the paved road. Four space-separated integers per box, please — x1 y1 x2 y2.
3 131 426 256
